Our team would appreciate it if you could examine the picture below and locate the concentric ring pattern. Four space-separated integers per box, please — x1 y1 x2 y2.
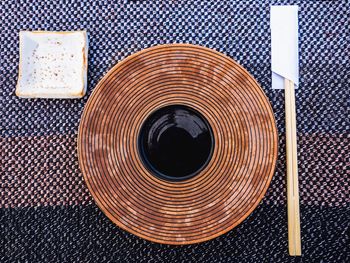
78 44 278 245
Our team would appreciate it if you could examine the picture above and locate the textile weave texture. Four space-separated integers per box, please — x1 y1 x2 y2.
0 0 349 262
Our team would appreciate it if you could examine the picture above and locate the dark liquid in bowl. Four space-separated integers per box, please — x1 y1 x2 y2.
138 105 214 181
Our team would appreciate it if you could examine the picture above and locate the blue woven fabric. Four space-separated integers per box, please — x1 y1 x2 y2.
1 0 348 137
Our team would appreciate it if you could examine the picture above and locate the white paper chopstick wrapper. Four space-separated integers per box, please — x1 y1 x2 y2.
271 5 299 89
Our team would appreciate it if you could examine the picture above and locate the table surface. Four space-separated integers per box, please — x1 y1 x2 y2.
0 1 349 262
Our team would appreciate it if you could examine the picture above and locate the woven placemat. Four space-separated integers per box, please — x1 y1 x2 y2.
1 0 349 262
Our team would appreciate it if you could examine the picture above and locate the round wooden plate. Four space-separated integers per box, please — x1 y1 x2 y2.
78 44 278 245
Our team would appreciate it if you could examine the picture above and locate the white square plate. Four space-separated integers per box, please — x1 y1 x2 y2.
16 31 88 98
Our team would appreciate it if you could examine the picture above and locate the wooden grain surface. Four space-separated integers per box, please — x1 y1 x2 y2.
77 44 278 245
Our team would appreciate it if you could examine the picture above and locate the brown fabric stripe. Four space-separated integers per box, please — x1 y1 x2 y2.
264 133 349 207
1 133 349 208
1 135 92 208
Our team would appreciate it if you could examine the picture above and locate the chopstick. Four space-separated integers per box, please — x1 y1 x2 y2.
284 78 301 256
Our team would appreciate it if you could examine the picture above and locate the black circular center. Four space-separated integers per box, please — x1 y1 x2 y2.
138 105 214 181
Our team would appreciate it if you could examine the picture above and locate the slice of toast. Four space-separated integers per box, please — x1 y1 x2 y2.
16 31 88 99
